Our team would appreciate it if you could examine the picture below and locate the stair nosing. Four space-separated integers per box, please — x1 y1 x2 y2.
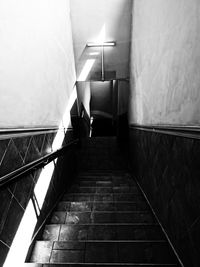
45 223 159 226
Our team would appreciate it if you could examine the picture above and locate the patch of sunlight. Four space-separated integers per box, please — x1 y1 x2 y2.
52 86 77 151
77 24 107 82
77 59 95 81
3 201 37 267
95 24 106 43
34 161 54 209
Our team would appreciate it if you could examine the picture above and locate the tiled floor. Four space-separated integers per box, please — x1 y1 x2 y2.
29 171 180 266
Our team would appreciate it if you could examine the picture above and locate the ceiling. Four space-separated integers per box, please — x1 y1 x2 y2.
70 0 132 80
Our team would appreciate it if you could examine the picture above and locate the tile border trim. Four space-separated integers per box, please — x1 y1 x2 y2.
129 124 200 140
0 127 73 140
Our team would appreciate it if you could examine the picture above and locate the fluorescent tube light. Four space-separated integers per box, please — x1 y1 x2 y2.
87 42 116 47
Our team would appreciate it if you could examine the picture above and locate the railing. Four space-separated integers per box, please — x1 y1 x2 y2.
0 139 78 188
130 124 200 140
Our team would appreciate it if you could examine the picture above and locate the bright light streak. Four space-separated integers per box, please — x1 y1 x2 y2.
77 59 95 81
87 42 116 47
52 87 77 151
61 87 77 128
34 162 55 209
3 201 37 267
89 52 99 56
96 24 106 43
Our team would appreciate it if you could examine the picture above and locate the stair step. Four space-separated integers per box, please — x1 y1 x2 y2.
56 201 149 212
30 241 177 264
25 264 179 267
50 211 155 224
66 187 140 194
61 194 145 202
42 224 164 241
73 182 136 188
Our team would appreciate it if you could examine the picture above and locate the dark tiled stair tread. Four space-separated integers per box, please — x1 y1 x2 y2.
50 211 156 224
42 224 164 241
30 241 177 264
27 264 179 267
67 187 140 193
56 201 150 212
62 194 146 203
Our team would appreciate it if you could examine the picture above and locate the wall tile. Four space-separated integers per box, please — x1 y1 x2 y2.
13 174 34 209
34 134 46 154
0 139 23 178
0 139 10 165
0 128 76 265
0 188 12 234
0 241 9 267
24 137 41 163
129 128 200 267
0 197 24 247
13 136 31 162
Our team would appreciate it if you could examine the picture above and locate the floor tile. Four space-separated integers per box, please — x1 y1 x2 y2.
116 225 163 240
71 194 94 202
96 181 112 187
94 194 114 202
96 187 113 193
85 242 118 263
118 242 177 263
70 202 92 212
115 202 149 211
53 241 85 250
59 225 88 241
43 225 60 241
56 202 70 212
50 250 84 263
92 212 116 223
93 202 116 211
68 187 96 194
50 212 67 224
114 193 144 202
30 241 53 263
66 212 91 224
87 225 117 240
115 212 155 223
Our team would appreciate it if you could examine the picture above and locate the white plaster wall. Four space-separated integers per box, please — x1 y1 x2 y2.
0 0 76 128
70 0 132 79
129 0 200 125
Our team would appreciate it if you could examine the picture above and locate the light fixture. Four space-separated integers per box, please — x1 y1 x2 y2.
87 41 116 47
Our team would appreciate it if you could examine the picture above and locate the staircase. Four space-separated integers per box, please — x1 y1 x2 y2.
26 137 181 266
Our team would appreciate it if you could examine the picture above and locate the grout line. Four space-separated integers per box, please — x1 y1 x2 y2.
55 211 151 213
0 239 10 248
46 239 167 245
48 241 54 263
59 201 146 203
46 223 159 226
23 136 33 163
7 188 25 211
0 139 12 167
38 262 178 266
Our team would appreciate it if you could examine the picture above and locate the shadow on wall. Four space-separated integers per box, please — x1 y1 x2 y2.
129 128 200 267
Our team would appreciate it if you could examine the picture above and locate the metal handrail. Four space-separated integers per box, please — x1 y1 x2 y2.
129 124 200 140
0 139 78 188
